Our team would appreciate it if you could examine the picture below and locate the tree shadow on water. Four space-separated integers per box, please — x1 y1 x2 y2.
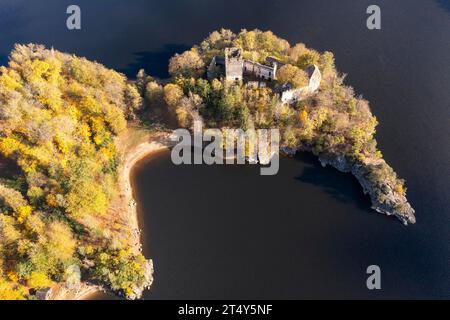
0 54 8 67
119 44 190 79
293 152 372 212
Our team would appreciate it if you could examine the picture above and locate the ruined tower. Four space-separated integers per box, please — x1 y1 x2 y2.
225 47 244 81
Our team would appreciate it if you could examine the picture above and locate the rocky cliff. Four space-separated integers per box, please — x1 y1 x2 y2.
317 153 416 225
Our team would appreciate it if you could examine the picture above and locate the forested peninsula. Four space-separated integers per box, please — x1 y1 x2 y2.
0 29 415 300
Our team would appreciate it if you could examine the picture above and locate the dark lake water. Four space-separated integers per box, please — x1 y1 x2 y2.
1 0 448 299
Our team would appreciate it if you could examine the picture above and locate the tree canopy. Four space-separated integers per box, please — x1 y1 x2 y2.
0 44 147 299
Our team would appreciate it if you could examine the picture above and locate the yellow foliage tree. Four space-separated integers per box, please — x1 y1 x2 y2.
0 278 27 300
163 83 183 108
0 137 21 157
299 110 308 123
66 181 108 217
395 184 405 195
26 271 52 289
15 205 32 223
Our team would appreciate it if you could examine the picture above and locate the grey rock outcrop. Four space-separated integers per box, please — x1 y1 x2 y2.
317 153 416 225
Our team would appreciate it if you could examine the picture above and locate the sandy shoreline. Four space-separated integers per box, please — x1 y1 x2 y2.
119 134 172 252
52 131 172 300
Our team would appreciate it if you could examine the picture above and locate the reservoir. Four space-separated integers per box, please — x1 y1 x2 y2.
1 0 448 299
125 149 447 299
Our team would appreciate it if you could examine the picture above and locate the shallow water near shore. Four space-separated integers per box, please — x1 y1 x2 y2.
2 0 449 299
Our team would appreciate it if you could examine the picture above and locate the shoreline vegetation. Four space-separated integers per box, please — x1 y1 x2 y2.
64 129 173 300
0 28 415 300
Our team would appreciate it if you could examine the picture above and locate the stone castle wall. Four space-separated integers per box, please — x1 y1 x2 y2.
280 65 321 104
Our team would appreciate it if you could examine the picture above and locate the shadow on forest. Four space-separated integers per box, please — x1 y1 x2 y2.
293 152 372 212
120 44 190 79
0 156 21 180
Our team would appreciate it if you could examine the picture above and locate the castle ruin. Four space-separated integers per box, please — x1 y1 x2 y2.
207 47 321 104
225 47 244 81
209 47 278 82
